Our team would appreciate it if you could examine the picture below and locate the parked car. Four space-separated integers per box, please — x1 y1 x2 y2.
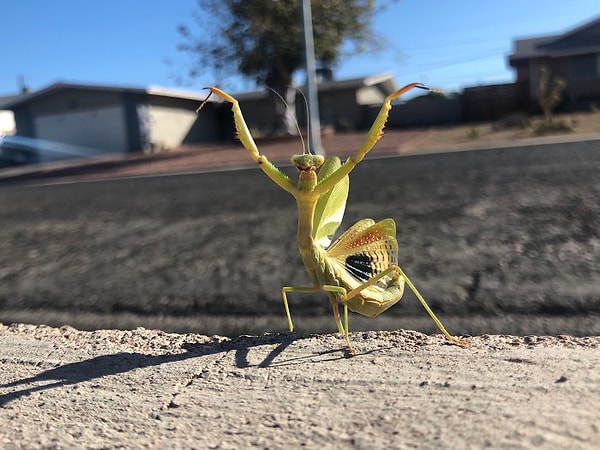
0 135 106 167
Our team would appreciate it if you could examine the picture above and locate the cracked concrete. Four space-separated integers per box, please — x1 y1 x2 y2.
1 324 599 449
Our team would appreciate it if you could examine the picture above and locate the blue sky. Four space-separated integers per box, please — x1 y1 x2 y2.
1 1 598 96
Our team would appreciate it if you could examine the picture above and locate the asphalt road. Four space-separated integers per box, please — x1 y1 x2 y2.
1 139 599 338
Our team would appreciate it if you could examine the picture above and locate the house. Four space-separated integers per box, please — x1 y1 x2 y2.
315 72 398 130
1 82 222 154
229 72 399 135
508 15 600 111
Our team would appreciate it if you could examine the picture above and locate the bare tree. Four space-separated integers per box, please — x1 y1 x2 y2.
536 65 566 128
177 0 387 136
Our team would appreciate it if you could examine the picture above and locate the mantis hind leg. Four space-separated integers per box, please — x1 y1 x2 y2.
394 265 471 347
343 265 470 347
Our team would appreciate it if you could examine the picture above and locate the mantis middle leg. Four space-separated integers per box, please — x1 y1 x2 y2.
283 284 356 354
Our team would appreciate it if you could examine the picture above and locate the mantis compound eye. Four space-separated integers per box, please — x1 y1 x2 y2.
291 154 325 171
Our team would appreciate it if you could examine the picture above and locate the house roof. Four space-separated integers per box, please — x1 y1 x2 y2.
0 93 26 109
318 72 397 93
2 73 398 110
0 81 214 109
509 15 600 64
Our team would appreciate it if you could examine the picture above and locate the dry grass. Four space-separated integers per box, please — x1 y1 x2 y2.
413 110 600 153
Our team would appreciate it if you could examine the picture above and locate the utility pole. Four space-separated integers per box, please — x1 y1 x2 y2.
300 0 325 156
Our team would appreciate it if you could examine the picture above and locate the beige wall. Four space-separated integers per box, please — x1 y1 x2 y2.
148 105 199 150
0 110 15 135
147 96 222 149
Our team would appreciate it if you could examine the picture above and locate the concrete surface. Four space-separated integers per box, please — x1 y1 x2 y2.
1 324 599 449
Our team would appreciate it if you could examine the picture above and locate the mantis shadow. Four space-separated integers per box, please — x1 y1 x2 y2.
0 332 326 407
230 332 356 367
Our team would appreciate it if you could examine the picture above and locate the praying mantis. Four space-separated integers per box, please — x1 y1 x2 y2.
198 83 469 354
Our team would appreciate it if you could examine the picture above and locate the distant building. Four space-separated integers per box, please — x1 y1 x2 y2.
509 15 600 111
231 72 399 135
1 82 221 154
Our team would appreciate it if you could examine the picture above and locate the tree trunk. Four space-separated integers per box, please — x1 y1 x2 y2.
267 83 298 137
266 65 298 136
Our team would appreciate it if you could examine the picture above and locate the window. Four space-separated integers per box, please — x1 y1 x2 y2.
571 53 600 79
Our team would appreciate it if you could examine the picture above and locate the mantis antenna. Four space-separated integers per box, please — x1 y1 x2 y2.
266 86 310 156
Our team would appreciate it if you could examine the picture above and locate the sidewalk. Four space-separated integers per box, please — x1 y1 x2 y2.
1 324 598 449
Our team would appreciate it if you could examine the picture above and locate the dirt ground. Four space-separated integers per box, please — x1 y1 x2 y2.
1 130 599 338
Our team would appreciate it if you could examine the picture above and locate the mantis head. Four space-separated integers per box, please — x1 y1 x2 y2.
291 153 325 171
